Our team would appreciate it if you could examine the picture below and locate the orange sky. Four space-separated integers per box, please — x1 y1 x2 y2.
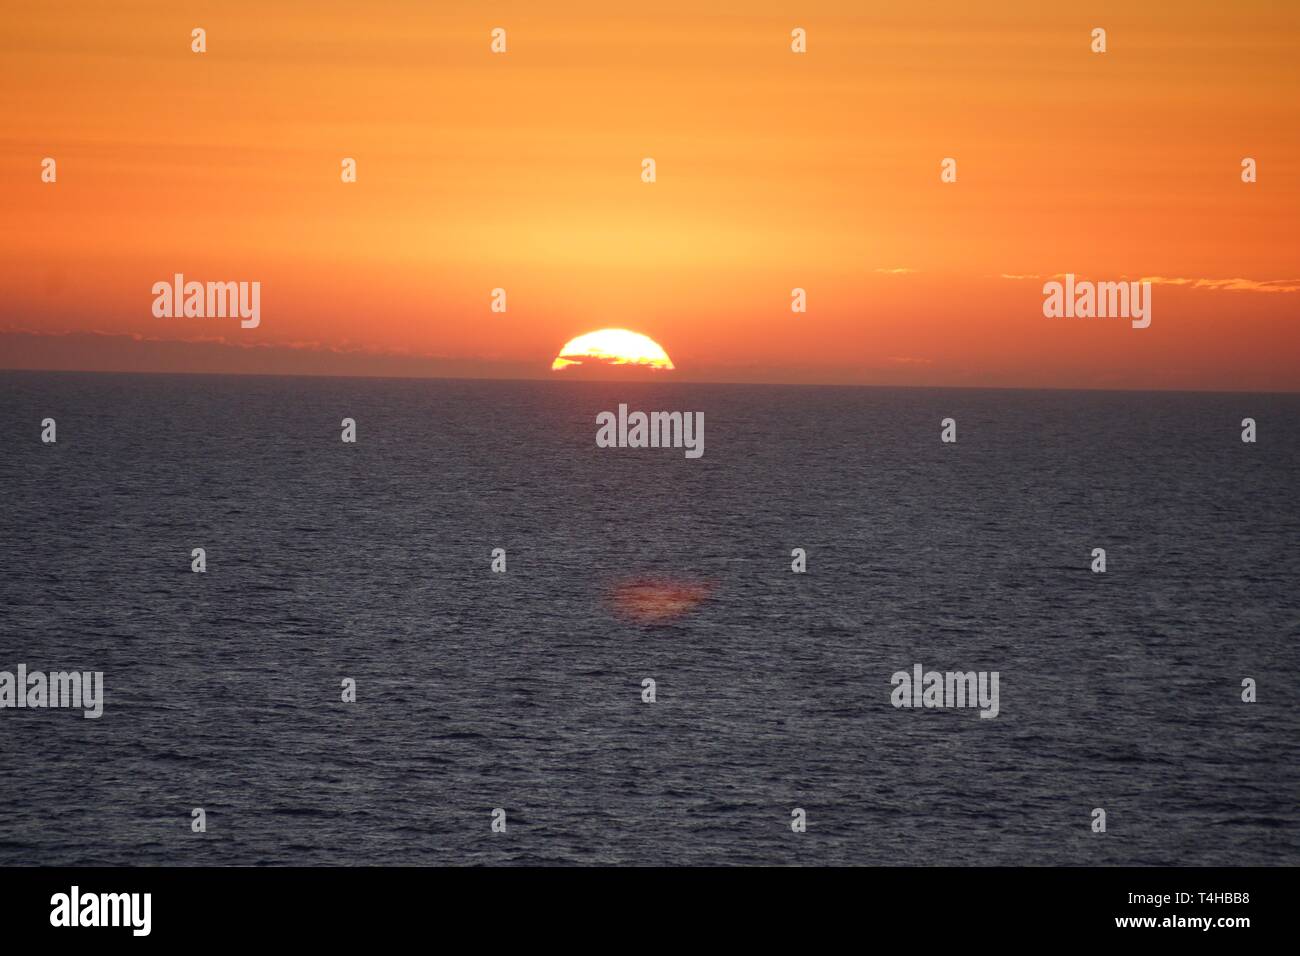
2 1 1298 390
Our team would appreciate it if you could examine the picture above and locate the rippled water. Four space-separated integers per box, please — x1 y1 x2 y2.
1 371 1297 865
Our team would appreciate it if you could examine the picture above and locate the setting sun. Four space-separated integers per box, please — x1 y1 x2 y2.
551 329 675 372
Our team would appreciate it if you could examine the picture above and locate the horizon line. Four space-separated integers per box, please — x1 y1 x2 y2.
3 364 1297 397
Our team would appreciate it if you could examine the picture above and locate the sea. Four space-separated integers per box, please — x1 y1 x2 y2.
1 370 1297 865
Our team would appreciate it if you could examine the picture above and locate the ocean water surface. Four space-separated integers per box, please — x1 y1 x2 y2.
1 371 1297 865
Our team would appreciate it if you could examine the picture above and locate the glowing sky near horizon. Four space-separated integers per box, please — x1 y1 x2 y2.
1 1 1298 390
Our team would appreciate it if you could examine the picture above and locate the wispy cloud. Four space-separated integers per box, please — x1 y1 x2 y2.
1138 276 1300 293
997 273 1300 293
875 267 917 275
0 327 423 356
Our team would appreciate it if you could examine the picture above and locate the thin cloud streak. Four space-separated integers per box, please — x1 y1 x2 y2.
1138 276 1300 294
999 274 1300 293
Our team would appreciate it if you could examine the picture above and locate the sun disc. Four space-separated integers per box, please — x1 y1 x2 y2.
551 328 674 371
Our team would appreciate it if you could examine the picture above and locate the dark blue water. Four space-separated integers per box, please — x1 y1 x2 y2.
1 371 1297 865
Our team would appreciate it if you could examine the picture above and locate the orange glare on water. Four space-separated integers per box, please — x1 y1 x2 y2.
610 578 712 623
